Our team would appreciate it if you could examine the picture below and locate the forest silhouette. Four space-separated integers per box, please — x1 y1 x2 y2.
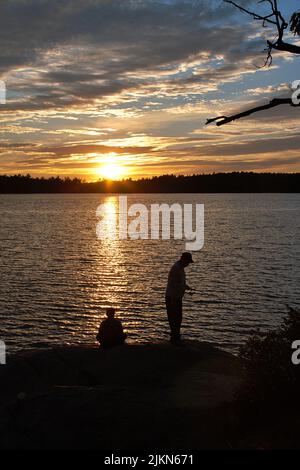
0 172 299 193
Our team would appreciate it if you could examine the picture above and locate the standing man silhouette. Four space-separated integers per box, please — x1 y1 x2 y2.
165 252 194 345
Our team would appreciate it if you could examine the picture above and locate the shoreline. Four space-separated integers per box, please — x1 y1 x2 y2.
0 341 243 449
4 338 241 358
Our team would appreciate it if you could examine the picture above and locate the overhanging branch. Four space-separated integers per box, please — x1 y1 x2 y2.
269 40 300 54
224 1 277 25
224 0 300 62
206 98 298 126
207 2 300 127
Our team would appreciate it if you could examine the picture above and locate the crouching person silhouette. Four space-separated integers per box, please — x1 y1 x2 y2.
96 308 127 349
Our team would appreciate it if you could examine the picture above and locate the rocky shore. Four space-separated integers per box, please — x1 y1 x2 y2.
0 341 242 449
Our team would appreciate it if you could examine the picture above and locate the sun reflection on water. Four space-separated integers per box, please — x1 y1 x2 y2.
91 196 129 335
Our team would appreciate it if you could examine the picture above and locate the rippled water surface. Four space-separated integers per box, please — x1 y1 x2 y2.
0 193 299 353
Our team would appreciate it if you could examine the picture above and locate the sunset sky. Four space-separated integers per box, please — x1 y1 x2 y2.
0 0 299 180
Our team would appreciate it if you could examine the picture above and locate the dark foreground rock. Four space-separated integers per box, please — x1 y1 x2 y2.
0 341 242 449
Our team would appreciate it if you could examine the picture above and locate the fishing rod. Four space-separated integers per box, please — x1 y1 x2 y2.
185 298 233 305
186 290 230 305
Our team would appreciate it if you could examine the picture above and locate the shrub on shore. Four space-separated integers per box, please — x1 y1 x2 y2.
238 306 300 405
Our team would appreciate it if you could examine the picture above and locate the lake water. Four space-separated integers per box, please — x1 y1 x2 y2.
0 193 299 354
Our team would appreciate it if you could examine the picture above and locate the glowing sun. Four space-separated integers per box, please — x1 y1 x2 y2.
98 163 126 180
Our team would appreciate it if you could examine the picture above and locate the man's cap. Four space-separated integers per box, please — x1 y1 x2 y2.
106 307 116 315
181 252 194 263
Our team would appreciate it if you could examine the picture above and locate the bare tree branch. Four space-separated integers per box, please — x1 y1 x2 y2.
224 0 300 58
224 1 277 25
206 98 299 127
207 1 300 126
269 40 300 54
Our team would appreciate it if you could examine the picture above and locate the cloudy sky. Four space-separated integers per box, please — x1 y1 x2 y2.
0 0 299 180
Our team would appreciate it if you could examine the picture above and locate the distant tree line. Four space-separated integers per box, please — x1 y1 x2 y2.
0 172 299 193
